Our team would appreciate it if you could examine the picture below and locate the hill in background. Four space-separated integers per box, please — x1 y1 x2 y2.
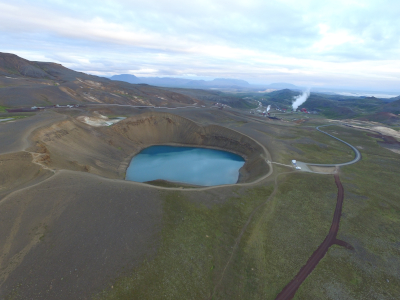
110 74 303 91
249 88 400 125
0 53 252 109
111 74 252 88
1 52 398 125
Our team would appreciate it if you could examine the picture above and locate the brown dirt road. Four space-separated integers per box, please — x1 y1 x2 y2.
275 173 352 300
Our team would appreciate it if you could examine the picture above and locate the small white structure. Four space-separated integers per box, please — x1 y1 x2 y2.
292 159 301 170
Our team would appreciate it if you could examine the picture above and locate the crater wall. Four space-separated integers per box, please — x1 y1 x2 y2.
110 112 269 183
30 112 270 184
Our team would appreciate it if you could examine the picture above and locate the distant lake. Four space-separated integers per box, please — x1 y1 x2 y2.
126 145 245 186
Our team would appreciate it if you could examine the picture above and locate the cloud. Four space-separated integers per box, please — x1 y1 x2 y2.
1 0 400 91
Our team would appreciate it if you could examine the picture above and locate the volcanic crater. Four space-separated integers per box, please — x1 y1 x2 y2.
29 111 270 186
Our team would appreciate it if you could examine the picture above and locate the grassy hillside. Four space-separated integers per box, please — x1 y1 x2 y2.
163 88 257 109
381 99 400 114
264 89 301 105
233 89 392 120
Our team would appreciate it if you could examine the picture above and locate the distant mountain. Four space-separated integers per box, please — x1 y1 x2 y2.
111 75 251 88
205 78 250 87
265 83 300 89
111 73 307 91
110 74 140 84
110 74 197 86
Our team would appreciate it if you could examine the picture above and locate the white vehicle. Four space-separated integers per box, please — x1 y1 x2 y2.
295 166 301 170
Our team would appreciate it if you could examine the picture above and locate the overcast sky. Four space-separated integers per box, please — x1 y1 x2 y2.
1 0 400 92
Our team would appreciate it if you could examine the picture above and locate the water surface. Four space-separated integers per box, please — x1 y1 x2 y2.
126 145 245 186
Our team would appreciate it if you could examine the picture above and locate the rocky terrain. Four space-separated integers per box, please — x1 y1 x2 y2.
0 53 202 108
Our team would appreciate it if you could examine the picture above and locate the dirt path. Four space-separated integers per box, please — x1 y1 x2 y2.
275 173 351 300
0 111 66 155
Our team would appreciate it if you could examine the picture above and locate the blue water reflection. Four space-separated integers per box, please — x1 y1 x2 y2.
126 145 245 186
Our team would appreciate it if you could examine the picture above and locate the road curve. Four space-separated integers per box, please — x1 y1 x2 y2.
275 174 346 300
307 125 361 167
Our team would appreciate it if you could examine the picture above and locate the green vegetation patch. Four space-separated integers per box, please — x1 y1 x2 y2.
294 127 400 299
293 141 354 164
0 114 30 120
266 125 356 165
144 179 198 188
96 171 339 300
215 173 338 299
95 185 274 300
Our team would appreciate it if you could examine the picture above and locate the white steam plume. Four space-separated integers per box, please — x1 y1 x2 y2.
292 89 310 111
267 105 271 112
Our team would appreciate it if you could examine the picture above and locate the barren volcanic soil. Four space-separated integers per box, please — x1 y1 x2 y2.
1 106 399 300
0 111 66 155
0 108 270 299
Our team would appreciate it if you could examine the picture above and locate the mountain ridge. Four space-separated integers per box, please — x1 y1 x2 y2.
0 52 202 108
110 74 252 88
110 74 300 90
0 52 256 109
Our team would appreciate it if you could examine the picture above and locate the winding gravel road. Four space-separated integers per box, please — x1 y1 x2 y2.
308 125 362 167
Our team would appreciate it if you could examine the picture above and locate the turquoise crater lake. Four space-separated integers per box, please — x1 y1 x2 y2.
126 145 245 186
